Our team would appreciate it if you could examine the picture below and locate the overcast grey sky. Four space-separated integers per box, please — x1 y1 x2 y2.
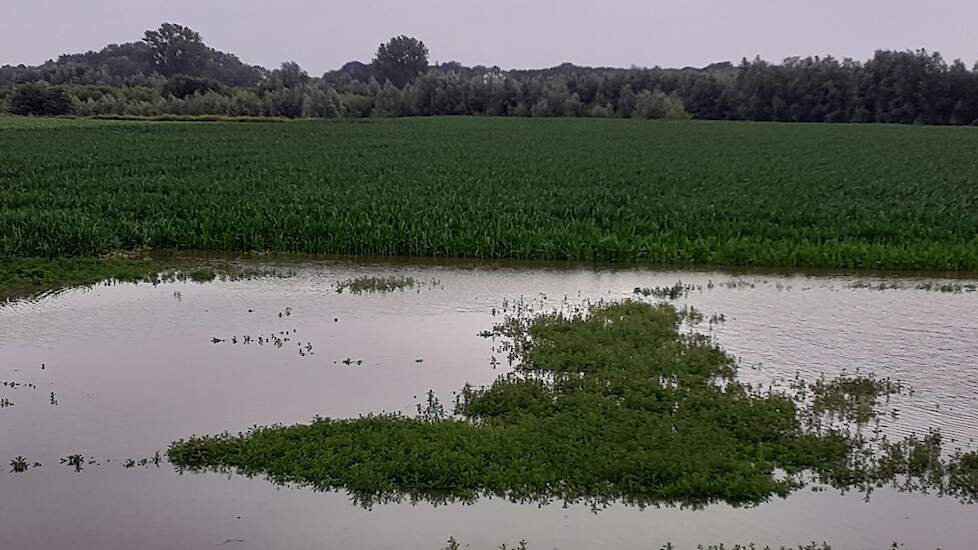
2 0 976 73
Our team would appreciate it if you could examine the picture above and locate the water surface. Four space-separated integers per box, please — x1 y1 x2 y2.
2 258 977 549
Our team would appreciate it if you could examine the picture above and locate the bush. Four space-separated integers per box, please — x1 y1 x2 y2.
7 84 74 116
162 75 226 100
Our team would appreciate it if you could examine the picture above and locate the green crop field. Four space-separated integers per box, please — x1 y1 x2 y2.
2 116 977 274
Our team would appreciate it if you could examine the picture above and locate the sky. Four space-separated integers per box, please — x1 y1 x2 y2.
2 0 976 73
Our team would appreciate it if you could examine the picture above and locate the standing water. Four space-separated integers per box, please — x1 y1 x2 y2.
1 257 977 550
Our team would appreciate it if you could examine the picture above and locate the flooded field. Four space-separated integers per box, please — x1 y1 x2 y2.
2 257 977 550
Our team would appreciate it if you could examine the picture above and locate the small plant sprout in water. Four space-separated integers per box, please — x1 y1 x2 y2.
61 454 85 472
848 279 978 293
633 282 699 300
334 275 439 295
442 539 528 550
123 451 163 469
210 326 314 358
417 389 446 421
10 456 30 473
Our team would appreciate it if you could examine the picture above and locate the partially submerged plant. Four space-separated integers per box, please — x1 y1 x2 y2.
9 456 29 473
61 454 85 472
334 275 419 294
810 375 902 424
633 282 698 300
168 300 977 508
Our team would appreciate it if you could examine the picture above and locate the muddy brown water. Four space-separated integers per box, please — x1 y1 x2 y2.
2 257 977 550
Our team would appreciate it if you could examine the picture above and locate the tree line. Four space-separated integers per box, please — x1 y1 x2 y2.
3 23 978 125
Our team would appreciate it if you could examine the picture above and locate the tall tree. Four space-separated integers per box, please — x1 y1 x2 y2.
274 61 309 89
143 23 209 77
373 36 429 88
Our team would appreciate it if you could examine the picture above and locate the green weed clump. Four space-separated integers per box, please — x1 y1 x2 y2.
0 256 166 301
3 118 978 271
0 256 293 304
810 376 903 424
170 300 974 507
334 275 417 294
9 456 29 473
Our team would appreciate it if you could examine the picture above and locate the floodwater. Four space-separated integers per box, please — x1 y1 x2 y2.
2 257 977 550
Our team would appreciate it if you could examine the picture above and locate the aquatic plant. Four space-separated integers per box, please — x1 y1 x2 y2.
61 454 85 472
9 456 29 473
334 275 419 294
441 540 834 550
0 255 294 304
123 451 163 469
810 376 902 424
187 268 217 283
0 256 166 302
169 300 976 507
633 282 697 300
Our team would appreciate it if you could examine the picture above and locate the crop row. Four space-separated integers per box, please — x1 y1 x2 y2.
2 117 976 270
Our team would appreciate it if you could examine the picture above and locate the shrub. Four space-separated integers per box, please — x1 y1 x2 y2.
7 84 74 116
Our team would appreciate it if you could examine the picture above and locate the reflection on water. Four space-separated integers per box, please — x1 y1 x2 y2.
1 257 977 550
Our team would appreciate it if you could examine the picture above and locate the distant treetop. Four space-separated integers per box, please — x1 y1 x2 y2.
372 35 429 88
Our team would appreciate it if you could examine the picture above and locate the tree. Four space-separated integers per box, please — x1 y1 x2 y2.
301 87 340 118
265 88 304 118
206 50 264 87
162 75 224 99
7 84 73 116
618 84 637 117
564 92 584 117
335 61 373 83
274 61 309 89
373 36 429 88
229 89 263 116
143 23 209 77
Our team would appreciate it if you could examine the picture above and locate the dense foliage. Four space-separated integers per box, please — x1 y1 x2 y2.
2 117 977 270
168 301 978 506
372 35 429 88
5 84 73 116
2 24 978 124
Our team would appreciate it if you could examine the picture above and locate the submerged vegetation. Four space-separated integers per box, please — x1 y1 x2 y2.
334 275 418 294
167 300 978 507
9 456 29 473
3 118 978 273
0 256 167 301
0 254 294 304
810 376 903 424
